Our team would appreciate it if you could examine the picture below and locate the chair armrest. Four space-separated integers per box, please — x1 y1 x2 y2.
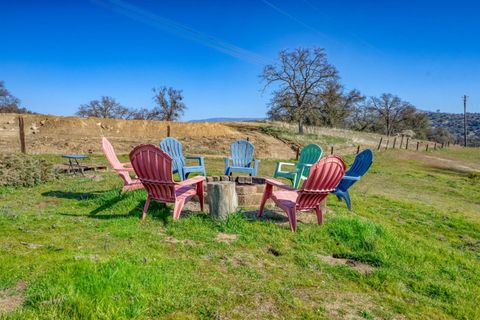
178 175 205 187
186 156 204 166
224 157 232 166
277 162 295 172
342 175 361 181
265 178 297 191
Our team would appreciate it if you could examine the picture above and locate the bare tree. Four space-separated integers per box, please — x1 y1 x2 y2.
0 81 31 114
317 81 364 128
261 47 338 134
76 96 130 119
369 93 412 136
152 86 186 121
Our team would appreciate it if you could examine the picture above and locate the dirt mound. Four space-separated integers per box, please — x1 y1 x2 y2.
0 114 294 159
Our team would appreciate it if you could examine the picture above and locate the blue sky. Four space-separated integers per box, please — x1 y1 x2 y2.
1 0 479 120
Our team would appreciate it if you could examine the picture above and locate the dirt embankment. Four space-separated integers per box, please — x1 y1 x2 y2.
0 114 294 159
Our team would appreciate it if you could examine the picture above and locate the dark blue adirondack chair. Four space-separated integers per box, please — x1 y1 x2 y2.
224 140 260 176
333 149 373 210
160 137 206 181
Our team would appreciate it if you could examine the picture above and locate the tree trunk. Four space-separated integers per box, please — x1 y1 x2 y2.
298 117 304 135
207 181 238 220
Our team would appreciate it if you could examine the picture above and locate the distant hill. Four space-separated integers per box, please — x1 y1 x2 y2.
426 111 480 146
190 117 264 122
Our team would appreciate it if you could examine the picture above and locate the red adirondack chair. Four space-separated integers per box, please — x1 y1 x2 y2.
129 144 205 220
258 155 346 232
102 137 143 193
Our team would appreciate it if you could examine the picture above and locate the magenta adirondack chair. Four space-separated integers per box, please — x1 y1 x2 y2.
129 144 205 220
102 137 143 193
258 155 346 232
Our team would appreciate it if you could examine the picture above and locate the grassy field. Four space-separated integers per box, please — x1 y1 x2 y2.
1 146 479 319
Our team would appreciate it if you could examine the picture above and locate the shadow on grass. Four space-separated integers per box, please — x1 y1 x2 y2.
42 190 107 201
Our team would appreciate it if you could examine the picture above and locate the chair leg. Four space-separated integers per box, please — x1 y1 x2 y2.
344 192 352 211
142 196 151 220
258 184 272 217
197 182 204 212
315 206 323 225
173 199 186 220
287 208 297 232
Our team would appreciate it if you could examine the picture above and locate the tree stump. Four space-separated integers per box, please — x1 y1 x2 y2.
207 181 238 220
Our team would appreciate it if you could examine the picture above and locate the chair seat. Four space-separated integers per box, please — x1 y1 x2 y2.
228 166 254 175
271 190 298 210
275 171 297 180
183 165 205 172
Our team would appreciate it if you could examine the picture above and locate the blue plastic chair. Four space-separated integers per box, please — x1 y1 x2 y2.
224 140 260 176
333 149 373 210
160 137 206 181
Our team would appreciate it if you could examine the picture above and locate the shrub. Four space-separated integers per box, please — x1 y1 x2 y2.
0 154 57 187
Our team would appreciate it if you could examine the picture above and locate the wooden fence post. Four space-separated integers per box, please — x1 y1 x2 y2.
392 137 397 149
399 135 404 149
167 125 171 137
406 137 409 150
385 139 389 150
426 144 429 151
295 147 299 160
377 137 383 150
434 142 437 150
330 146 334 155
356 145 360 154
18 116 26 154
416 141 420 151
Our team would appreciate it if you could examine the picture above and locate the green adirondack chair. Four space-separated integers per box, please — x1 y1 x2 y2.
273 144 323 188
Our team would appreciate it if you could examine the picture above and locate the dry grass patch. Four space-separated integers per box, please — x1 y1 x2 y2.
0 281 26 315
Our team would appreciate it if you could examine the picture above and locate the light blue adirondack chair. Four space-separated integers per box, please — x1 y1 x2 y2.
160 137 206 181
224 140 260 176
273 144 323 188
333 149 373 210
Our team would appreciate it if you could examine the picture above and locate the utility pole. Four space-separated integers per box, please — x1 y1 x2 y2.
463 95 467 147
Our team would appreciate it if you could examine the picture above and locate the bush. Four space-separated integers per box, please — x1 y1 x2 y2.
0 154 57 187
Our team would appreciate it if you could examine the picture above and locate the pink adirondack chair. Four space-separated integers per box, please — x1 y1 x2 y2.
258 155 346 232
102 137 143 193
129 144 205 220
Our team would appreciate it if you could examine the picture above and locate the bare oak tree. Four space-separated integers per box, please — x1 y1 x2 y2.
261 47 338 134
152 86 186 121
0 81 31 113
76 96 130 119
317 81 364 128
369 93 412 136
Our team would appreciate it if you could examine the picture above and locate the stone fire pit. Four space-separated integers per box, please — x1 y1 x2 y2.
204 176 266 208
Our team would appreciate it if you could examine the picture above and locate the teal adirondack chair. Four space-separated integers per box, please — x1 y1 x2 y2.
160 137 206 181
224 140 260 176
273 144 323 188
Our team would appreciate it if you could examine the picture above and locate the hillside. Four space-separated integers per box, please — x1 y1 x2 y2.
1 114 441 159
426 111 480 146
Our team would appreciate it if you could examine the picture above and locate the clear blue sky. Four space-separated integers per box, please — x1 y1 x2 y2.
1 0 479 120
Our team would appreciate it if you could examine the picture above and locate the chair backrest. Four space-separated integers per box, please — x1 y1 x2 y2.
230 140 254 167
129 144 176 202
160 137 186 172
298 144 323 168
337 149 373 192
296 156 346 210
102 137 132 184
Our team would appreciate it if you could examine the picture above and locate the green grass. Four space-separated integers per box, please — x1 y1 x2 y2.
1 148 480 319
